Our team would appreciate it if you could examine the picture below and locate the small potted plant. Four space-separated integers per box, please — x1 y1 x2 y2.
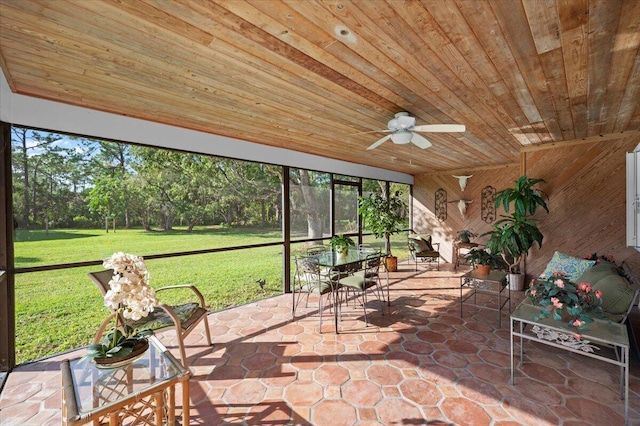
456 229 476 244
329 234 355 257
464 248 499 275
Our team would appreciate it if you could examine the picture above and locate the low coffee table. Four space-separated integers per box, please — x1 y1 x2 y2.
460 269 510 326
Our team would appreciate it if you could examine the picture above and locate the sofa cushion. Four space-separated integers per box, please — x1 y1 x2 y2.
577 261 637 322
542 251 595 282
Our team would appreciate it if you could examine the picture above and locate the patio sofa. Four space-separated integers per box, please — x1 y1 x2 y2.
536 252 640 359
538 251 639 323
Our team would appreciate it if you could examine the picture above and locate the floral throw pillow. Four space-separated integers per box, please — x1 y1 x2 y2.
542 251 595 282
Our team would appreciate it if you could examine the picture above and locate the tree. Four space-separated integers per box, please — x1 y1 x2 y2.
358 192 406 256
11 128 63 228
289 169 329 239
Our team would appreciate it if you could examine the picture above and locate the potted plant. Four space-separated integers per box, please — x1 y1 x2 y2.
83 252 158 366
483 176 549 290
358 191 406 272
329 234 355 257
456 229 476 244
464 248 499 275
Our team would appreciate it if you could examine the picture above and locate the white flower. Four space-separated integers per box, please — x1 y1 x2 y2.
103 252 158 320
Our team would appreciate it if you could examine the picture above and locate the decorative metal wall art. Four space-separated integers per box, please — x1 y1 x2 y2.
435 188 447 221
481 185 496 223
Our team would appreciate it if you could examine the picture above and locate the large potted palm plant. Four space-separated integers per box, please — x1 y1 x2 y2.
483 176 549 290
358 191 406 272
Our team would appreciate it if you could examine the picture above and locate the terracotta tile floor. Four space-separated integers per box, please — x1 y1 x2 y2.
1 263 639 425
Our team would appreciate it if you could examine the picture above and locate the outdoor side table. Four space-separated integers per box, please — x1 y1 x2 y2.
510 299 630 425
460 269 510 326
61 335 190 426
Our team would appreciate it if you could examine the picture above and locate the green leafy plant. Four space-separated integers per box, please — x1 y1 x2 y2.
484 176 549 273
456 229 476 243
495 175 548 219
464 248 502 268
329 234 355 254
527 271 603 328
358 192 406 257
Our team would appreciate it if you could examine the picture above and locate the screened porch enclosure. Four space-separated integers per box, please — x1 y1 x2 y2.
2 125 411 369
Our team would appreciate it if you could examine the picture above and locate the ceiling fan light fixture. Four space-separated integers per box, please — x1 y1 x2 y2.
391 130 413 144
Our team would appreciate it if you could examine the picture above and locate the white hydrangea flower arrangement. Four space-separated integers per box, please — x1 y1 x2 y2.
86 252 159 361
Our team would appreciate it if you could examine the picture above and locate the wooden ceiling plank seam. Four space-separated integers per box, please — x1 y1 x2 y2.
454 0 546 129
396 0 530 151
522 0 562 54
598 0 640 134
425 0 542 146
537 49 576 140
72 0 398 133
488 0 563 139
351 1 521 159
208 0 408 125
196 3 399 114
522 0 575 141
113 0 215 45
613 52 640 132
25 2 390 141
239 0 469 133
520 130 640 152
557 0 589 139
0 15 369 142
585 0 621 135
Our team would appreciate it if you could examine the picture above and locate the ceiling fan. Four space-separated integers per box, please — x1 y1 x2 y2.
366 112 465 150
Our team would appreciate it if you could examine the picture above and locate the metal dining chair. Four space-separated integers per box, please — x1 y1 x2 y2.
337 256 385 327
292 256 337 332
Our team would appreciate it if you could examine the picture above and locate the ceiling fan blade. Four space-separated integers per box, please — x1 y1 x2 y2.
367 134 391 150
410 132 432 149
413 124 466 133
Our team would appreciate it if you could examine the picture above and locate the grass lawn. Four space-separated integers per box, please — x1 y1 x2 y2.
13 227 410 364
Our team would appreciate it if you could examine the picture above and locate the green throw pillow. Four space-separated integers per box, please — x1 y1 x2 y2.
542 251 595 282
409 234 434 252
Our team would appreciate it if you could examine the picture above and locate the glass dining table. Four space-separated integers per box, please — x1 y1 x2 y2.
311 249 389 333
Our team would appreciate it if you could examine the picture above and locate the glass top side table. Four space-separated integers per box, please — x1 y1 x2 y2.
61 335 190 426
460 269 510 326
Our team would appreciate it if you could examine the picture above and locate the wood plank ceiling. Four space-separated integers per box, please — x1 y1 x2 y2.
0 0 638 175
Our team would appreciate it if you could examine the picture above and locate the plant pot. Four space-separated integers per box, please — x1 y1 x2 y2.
385 256 398 272
508 273 524 291
476 264 490 275
336 249 348 259
93 339 149 369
